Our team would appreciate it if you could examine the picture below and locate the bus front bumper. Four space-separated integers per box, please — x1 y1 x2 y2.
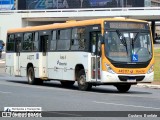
94 71 154 84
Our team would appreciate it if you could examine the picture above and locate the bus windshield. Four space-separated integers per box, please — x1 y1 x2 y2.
104 30 152 63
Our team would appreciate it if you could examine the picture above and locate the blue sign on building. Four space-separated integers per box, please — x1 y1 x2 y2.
0 0 14 10
90 0 112 7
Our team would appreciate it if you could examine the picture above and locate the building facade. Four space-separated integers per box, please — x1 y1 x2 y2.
1 0 160 10
11 0 160 10
151 0 160 6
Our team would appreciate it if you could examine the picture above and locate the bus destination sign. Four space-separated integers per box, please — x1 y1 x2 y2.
105 22 148 30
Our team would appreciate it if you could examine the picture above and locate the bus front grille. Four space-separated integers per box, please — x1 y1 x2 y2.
118 76 145 82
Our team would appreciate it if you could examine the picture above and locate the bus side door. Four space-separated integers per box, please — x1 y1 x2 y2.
15 33 22 76
39 31 50 78
90 31 101 81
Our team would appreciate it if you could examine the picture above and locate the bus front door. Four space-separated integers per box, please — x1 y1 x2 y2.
39 35 48 79
15 35 21 76
90 32 101 81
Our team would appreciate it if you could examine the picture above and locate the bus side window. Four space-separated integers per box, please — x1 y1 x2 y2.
33 32 39 51
50 31 57 51
23 33 33 51
71 27 86 50
15 34 22 53
7 34 15 52
71 28 79 50
57 29 71 50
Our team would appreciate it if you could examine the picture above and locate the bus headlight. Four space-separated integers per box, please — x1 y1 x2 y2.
147 65 154 74
105 63 115 74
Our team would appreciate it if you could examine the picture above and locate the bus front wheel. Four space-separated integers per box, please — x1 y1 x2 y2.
27 67 43 85
77 69 92 91
115 84 131 93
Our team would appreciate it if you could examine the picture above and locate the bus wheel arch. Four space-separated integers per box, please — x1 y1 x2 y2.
75 64 84 81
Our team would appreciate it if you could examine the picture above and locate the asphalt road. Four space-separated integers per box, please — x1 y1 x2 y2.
0 63 160 120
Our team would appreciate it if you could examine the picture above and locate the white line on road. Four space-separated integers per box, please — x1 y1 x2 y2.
95 92 160 99
93 101 160 110
0 90 11 94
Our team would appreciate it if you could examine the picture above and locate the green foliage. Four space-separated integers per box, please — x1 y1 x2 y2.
154 49 160 81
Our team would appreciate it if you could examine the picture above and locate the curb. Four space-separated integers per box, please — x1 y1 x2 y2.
136 84 160 89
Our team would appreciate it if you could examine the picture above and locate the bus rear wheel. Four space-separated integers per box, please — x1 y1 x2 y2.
115 84 131 93
27 67 43 85
60 81 75 87
77 69 92 91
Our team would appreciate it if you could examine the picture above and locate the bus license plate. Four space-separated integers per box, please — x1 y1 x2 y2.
127 79 136 82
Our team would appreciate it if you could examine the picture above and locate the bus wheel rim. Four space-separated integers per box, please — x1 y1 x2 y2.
79 75 86 86
28 70 33 82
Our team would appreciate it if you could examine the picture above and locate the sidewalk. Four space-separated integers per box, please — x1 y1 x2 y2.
136 83 160 89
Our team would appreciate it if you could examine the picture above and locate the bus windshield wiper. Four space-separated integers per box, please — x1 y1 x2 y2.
116 30 128 54
131 32 139 54
116 30 127 46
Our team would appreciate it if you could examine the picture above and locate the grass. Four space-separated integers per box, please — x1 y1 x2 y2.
154 49 160 82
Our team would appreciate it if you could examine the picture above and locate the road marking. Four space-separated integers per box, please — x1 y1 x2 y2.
93 101 160 110
0 91 11 94
95 92 160 99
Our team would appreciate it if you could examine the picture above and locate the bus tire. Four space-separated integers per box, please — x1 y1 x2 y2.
27 67 43 85
116 84 131 93
60 81 75 87
77 69 92 91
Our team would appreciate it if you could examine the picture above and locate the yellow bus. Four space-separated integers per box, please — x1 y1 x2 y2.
6 18 154 92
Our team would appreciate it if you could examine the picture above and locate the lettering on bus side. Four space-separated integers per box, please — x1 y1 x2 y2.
27 55 34 60
57 60 67 66
57 55 67 66
60 55 66 60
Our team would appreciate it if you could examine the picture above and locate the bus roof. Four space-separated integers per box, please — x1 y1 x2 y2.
7 18 147 34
